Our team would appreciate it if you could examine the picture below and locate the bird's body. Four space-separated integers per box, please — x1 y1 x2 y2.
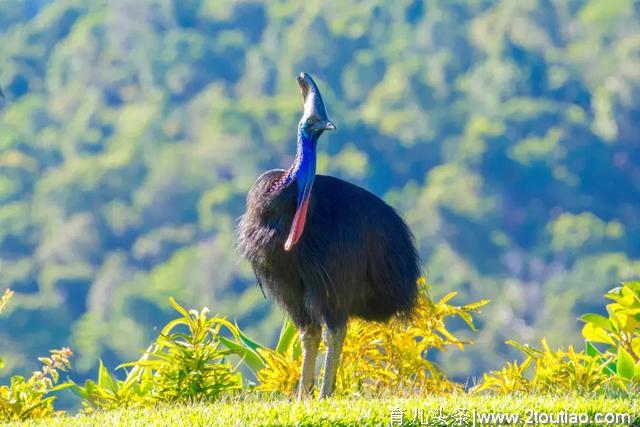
237 73 420 399
238 170 419 330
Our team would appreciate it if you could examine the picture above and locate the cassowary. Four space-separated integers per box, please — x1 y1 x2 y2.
238 73 420 399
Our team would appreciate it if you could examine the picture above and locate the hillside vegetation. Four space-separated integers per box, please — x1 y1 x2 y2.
0 0 639 388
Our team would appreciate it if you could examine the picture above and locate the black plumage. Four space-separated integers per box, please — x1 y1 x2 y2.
239 171 419 328
237 73 420 399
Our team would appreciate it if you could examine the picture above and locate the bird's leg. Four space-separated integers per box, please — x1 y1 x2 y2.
318 324 346 399
297 323 321 400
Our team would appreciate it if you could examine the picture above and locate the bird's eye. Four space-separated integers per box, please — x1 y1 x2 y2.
306 118 314 125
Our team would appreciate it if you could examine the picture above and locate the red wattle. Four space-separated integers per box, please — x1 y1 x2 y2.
284 198 310 251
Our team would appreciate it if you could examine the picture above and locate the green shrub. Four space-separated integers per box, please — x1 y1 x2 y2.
71 298 245 411
580 281 640 383
70 280 489 407
69 360 153 411
471 338 619 395
67 280 637 408
472 281 640 395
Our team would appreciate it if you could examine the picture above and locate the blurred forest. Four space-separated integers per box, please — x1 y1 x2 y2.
0 0 639 384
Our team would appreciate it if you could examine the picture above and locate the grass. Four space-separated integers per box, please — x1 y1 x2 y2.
10 393 640 426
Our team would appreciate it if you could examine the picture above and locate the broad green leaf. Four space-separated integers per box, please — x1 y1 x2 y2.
97 359 118 394
617 346 635 380
581 323 616 346
236 323 265 351
579 313 613 332
276 318 298 355
219 335 265 374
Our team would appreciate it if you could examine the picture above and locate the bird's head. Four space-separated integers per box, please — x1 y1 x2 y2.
296 72 336 139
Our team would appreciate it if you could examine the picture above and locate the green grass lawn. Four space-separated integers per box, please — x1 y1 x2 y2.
12 394 639 426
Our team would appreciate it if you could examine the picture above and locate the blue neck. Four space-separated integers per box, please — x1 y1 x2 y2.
288 128 317 200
